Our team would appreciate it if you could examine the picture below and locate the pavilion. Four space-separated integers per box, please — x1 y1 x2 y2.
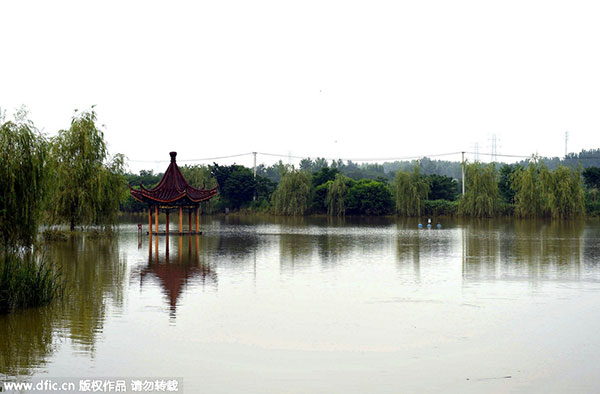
129 151 218 235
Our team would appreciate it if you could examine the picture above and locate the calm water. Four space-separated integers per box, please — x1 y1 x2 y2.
1 216 600 393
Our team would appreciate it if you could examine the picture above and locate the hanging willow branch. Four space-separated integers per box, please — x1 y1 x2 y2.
271 170 312 216
48 108 126 230
326 174 349 217
0 109 48 250
512 158 585 219
395 164 429 217
459 162 500 218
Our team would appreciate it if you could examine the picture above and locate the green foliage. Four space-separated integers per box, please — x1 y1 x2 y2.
511 160 552 218
585 194 600 216
248 198 271 212
511 161 584 219
582 168 600 216
121 170 163 212
311 182 330 214
0 109 48 250
426 174 458 201
256 160 292 184
211 164 256 210
312 167 339 187
343 162 390 181
49 109 126 229
346 179 394 215
271 170 312 215
459 162 500 218
97 154 128 224
423 200 459 217
0 252 64 314
395 165 430 216
255 176 277 203
547 165 585 219
384 157 462 179
180 164 219 214
124 169 162 188
180 164 216 189
299 157 329 172
498 164 521 204
520 148 600 171
326 174 350 216
583 167 600 189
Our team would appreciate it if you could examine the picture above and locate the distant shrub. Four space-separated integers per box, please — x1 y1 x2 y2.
423 200 459 217
346 180 394 215
585 200 600 217
248 199 271 212
311 182 330 214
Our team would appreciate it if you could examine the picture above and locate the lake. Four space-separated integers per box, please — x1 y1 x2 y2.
1 216 600 393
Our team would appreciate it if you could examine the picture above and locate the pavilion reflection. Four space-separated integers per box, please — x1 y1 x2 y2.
138 235 217 319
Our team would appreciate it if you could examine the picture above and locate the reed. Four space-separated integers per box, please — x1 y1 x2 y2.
0 253 64 314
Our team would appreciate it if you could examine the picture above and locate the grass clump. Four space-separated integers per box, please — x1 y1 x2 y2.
86 226 116 239
0 253 64 314
41 229 69 242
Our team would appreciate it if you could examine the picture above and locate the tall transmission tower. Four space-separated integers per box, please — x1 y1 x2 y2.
565 131 569 158
488 134 498 162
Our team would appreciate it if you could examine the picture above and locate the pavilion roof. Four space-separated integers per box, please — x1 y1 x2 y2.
129 151 218 206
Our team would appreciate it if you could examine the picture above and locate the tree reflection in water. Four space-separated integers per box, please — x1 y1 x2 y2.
0 233 126 376
460 219 589 282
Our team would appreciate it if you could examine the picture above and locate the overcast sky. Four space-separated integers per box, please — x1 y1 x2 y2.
2 0 599 173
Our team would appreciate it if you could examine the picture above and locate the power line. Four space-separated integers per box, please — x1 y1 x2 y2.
127 150 600 165
257 151 463 162
128 152 253 163
463 151 532 159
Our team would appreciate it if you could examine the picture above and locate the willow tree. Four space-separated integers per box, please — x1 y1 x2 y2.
271 170 312 215
459 162 500 217
511 159 552 218
548 165 585 219
49 109 126 230
0 109 48 250
395 164 429 216
180 164 218 213
512 161 584 219
326 174 349 216
96 154 128 225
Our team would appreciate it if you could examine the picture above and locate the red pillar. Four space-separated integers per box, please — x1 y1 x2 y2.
179 206 183 234
155 206 159 234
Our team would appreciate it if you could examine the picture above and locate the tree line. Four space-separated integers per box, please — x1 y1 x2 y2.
3 107 600 241
122 157 598 219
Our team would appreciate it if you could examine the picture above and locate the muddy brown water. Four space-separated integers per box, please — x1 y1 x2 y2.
1 216 600 393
